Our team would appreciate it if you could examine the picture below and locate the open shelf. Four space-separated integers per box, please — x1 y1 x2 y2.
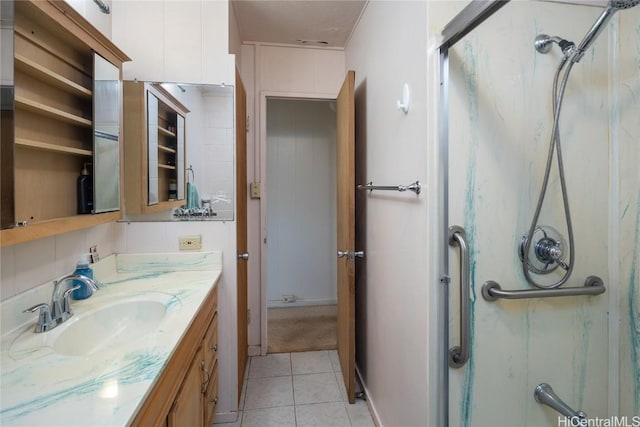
158 145 176 154
15 138 93 157
15 54 92 98
158 126 176 137
15 96 92 127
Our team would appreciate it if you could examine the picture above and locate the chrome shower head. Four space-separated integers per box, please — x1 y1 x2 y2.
609 0 640 9
573 0 640 61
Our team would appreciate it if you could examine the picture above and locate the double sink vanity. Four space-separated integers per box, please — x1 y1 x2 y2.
0 252 221 426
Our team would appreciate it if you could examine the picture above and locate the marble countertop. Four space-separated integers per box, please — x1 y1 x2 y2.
0 252 221 426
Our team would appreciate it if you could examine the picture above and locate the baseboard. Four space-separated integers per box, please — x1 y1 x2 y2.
213 410 239 424
267 298 337 308
248 345 261 356
355 364 383 427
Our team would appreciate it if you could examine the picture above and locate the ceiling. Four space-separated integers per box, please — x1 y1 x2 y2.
231 0 368 48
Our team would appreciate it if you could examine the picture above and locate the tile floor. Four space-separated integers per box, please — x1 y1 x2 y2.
215 350 376 427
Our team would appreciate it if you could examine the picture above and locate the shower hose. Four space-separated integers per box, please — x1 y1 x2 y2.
522 56 577 289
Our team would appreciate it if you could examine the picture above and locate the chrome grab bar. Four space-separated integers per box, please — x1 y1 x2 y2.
357 180 421 195
482 275 605 302
535 383 587 426
448 225 470 368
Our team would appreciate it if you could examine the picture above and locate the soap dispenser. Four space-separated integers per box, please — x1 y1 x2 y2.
77 163 93 214
72 254 94 300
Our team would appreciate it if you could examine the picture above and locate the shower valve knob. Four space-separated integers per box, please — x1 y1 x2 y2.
519 225 568 275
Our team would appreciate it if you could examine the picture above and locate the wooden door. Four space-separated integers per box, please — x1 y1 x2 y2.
336 70 356 404
235 69 248 403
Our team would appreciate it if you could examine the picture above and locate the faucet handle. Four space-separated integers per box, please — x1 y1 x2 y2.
60 285 81 322
23 303 56 333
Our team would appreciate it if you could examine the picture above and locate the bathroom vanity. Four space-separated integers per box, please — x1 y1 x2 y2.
0 252 221 426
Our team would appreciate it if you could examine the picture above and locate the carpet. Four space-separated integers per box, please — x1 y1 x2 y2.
268 305 337 354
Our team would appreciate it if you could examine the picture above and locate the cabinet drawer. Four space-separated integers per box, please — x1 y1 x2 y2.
203 310 218 370
204 360 219 427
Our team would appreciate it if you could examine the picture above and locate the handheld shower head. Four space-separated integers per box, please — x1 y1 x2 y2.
573 0 640 62
609 0 640 9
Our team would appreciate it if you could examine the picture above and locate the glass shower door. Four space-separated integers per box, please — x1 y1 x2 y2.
444 1 616 425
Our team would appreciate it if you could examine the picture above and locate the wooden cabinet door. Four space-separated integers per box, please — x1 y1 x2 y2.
204 360 219 427
167 348 204 427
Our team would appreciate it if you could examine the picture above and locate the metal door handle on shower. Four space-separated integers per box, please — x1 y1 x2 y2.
448 225 470 369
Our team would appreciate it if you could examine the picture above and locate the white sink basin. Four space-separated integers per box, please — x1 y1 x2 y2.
9 292 180 359
52 299 167 356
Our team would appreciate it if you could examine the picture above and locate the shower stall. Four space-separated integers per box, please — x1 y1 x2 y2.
436 1 639 425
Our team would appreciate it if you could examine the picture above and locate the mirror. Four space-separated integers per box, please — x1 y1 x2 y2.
0 0 15 229
122 82 235 222
93 53 121 213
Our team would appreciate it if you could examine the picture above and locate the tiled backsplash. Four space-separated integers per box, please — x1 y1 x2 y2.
0 223 118 302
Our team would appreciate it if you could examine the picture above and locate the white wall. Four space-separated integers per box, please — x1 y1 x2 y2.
111 0 235 85
345 2 431 425
239 44 345 350
0 223 119 301
265 99 337 307
66 0 112 38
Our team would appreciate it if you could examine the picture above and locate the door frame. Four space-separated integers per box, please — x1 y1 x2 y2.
258 90 337 355
436 2 510 426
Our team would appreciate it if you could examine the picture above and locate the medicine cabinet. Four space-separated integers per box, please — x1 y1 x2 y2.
120 82 235 222
0 0 130 247
123 81 189 214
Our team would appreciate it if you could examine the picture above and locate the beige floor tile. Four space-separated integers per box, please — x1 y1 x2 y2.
293 373 342 405
249 353 292 378
244 376 294 410
291 350 333 374
242 406 296 427
295 402 351 427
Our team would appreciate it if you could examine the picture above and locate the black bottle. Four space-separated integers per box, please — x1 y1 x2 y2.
77 163 93 214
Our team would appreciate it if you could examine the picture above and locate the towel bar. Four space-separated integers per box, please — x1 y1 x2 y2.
357 180 421 195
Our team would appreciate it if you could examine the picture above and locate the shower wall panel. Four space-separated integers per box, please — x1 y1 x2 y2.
617 8 640 419
447 2 620 425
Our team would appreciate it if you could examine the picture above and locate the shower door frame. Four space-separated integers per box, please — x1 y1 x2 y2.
435 2 510 426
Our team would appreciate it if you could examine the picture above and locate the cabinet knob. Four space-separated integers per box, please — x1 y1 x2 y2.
211 343 218 352
212 396 218 404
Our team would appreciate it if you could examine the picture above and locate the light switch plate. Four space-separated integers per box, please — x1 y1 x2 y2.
250 182 261 199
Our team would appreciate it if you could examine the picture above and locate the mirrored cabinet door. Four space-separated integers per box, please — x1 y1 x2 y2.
147 91 160 206
93 53 121 213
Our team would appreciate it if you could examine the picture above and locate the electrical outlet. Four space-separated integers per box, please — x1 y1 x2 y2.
89 245 100 263
179 235 202 250
281 294 296 303
250 182 261 199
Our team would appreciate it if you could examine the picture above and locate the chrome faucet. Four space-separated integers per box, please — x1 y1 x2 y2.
23 274 99 333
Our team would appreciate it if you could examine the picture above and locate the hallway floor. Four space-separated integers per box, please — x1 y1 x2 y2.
216 350 375 427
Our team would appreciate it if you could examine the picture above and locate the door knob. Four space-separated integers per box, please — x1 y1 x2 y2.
237 253 249 260
337 250 365 260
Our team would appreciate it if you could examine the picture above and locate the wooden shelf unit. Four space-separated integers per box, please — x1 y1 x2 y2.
1 0 130 247
124 82 189 214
